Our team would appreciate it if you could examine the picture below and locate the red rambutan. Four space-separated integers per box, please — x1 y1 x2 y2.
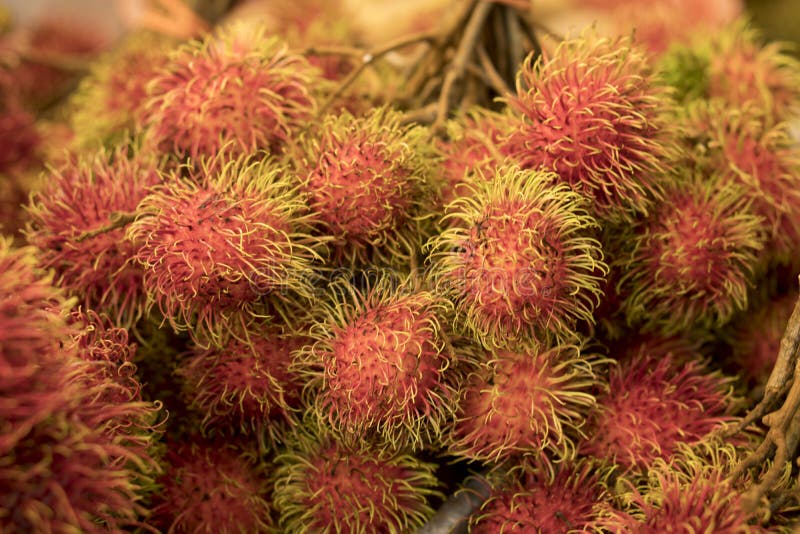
446 344 604 465
272 427 441 533
708 19 800 121
582 337 735 472
597 442 769 533
426 164 606 350
127 156 324 347
178 323 307 442
469 459 609 533
151 439 273 533
436 108 512 206
296 106 436 266
503 32 671 221
708 108 800 266
617 174 764 334
69 31 177 149
26 147 162 327
140 21 317 161
0 237 73 454
295 274 461 451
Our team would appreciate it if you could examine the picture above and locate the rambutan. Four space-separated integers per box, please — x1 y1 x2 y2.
140 21 317 162
582 337 736 472
127 156 324 347
503 32 671 221
426 164 606 350
26 147 162 327
69 31 177 149
178 323 307 442
295 274 461 451
597 442 770 533
0 237 73 453
708 19 800 121
0 83 39 174
151 439 273 533
272 427 441 533
296 106 436 266
0 239 160 532
435 108 512 206
707 107 800 265
617 174 764 334
469 459 609 533
446 343 604 465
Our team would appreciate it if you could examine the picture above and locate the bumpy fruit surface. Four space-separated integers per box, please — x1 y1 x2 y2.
127 156 323 346
272 428 440 533
297 106 435 266
296 275 459 451
504 32 670 221
26 148 161 327
617 174 764 334
427 164 606 350
140 21 317 161
583 337 735 472
447 344 603 464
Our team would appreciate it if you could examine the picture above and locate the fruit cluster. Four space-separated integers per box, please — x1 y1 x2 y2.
2 0 800 532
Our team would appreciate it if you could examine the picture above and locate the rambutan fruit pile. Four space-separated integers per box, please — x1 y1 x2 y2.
3 0 800 532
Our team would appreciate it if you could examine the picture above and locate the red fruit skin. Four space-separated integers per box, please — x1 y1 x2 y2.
298 278 459 451
583 341 735 472
273 433 440 533
503 33 670 222
25 150 161 327
470 460 608 533
0 241 160 533
179 327 307 441
447 344 602 465
618 176 764 334
127 158 322 347
141 23 316 161
152 440 273 534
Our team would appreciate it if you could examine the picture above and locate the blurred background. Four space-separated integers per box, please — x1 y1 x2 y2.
2 0 799 52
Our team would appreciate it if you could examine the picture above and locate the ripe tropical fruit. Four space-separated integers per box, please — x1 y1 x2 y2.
140 21 317 162
294 274 461 451
127 155 325 347
427 163 607 350
296 106 436 266
503 31 672 222
272 426 441 533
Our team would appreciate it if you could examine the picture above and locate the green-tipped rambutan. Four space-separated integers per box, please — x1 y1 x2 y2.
708 19 800 121
69 31 176 149
597 442 771 533
446 344 604 465
140 21 317 162
295 274 461 451
151 439 273 533
296 106 436 266
583 337 736 472
426 164 606 350
708 108 800 265
26 147 161 327
469 459 609 533
503 32 671 221
178 323 307 442
127 156 324 347
272 427 441 533
617 174 764 334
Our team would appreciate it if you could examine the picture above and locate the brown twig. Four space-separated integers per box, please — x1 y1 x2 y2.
475 44 513 96
75 212 138 243
315 31 437 118
430 0 493 135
